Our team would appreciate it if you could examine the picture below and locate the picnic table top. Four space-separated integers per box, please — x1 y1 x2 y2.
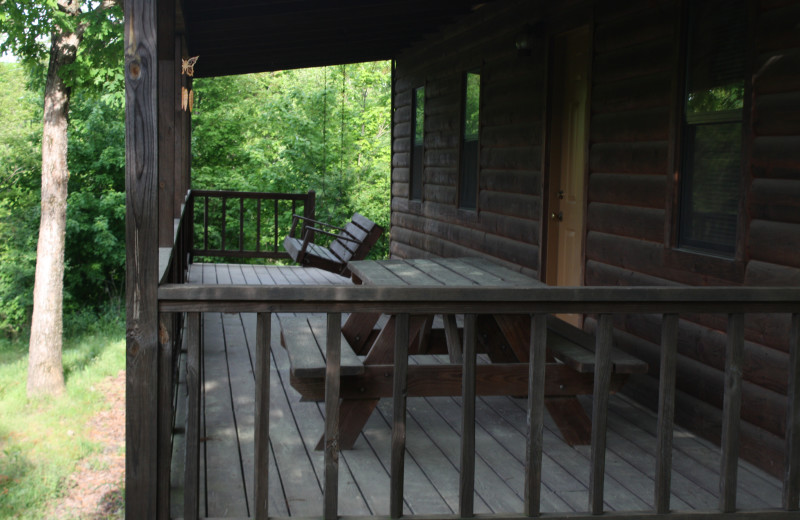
347 257 543 288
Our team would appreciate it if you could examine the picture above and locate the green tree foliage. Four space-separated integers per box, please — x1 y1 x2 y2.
0 56 390 335
192 62 392 258
0 60 125 336
0 63 42 334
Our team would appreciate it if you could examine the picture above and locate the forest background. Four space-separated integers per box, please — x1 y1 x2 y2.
0 56 390 516
0 59 392 337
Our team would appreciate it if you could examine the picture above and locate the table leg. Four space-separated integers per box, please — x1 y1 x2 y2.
342 312 381 355
316 315 429 450
544 396 592 446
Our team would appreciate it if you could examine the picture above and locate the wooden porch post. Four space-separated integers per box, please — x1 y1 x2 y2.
125 0 160 517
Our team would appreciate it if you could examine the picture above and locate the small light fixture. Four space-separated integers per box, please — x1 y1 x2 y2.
515 24 534 55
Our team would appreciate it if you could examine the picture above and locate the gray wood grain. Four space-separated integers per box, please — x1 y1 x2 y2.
254 312 271 519
124 0 160 515
720 313 745 513
460 314 477 518
525 313 547 516
390 313 409 519
785 313 800 511
655 313 679 514
324 312 342 520
590 314 613 514
184 312 200 520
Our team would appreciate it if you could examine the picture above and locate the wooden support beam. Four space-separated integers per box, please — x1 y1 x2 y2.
390 313 409 519
125 0 160 516
184 312 201 520
157 0 176 248
157 313 173 519
655 313 679 514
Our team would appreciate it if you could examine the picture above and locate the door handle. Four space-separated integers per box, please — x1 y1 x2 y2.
551 211 563 222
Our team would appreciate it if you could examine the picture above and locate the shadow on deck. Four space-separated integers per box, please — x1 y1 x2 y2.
169 264 783 518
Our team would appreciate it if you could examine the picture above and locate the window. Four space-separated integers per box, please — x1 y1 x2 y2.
410 86 425 201
459 71 480 209
678 0 746 256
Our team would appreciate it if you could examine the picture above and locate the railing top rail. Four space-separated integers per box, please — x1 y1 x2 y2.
158 283 800 314
190 189 314 201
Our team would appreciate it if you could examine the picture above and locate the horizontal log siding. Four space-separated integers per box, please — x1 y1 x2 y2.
391 0 544 276
389 0 799 479
585 0 800 479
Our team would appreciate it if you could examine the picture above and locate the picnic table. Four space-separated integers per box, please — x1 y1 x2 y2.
281 257 647 450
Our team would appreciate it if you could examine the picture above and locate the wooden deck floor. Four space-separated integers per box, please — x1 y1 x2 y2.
170 263 783 518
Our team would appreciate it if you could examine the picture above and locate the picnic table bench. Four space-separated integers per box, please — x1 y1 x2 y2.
280 257 648 449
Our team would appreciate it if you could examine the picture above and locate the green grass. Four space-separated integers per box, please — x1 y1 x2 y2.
0 309 125 519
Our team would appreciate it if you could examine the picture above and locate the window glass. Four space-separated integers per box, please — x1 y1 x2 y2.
410 86 424 201
678 0 745 256
459 72 480 209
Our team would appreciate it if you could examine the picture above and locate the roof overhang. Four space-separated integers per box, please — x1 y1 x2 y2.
181 0 492 77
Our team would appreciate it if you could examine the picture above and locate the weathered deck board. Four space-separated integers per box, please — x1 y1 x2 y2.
171 263 784 518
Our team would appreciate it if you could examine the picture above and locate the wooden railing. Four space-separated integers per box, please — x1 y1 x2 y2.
189 189 316 261
157 283 800 520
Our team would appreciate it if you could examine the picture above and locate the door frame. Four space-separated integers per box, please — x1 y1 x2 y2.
540 23 593 290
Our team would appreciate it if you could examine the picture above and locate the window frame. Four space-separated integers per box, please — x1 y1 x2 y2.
670 0 751 262
409 85 425 202
458 69 481 211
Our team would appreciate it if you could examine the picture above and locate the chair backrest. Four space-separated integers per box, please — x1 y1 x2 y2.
329 213 383 264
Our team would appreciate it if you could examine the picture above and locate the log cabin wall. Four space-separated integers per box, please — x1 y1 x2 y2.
391 0 800 478
391 1 561 278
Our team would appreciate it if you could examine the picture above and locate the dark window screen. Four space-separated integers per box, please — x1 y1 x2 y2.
678 0 745 256
459 72 480 209
410 87 424 201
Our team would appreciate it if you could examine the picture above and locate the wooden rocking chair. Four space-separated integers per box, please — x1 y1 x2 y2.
283 213 383 276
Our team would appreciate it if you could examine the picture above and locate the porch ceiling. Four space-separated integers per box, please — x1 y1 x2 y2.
181 0 492 78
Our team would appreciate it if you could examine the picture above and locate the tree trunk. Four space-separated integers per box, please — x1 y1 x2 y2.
27 25 81 397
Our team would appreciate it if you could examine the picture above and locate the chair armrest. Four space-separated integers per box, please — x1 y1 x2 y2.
291 214 350 234
304 226 360 243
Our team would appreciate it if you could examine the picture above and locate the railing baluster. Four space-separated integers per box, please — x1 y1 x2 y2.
459 314 477 518
203 196 209 252
785 313 800 511
655 313 679 514
254 312 271 520
783 314 800 511
390 313 409 519
274 199 279 253
525 313 547 517
184 312 201 520
720 313 744 512
590 313 613 515
239 197 244 252
324 312 342 520
256 199 262 253
221 197 227 251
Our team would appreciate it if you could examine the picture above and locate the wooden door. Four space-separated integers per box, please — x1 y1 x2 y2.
545 26 591 326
